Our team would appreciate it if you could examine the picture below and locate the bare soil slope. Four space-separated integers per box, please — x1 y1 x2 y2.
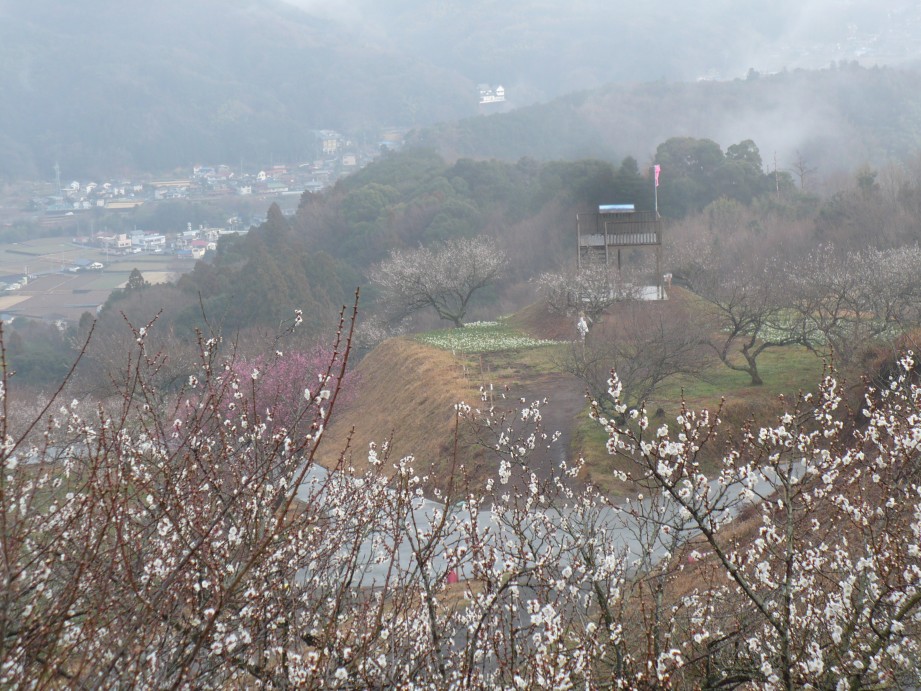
318 334 589 494
317 338 488 488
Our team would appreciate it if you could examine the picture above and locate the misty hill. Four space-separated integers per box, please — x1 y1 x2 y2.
412 65 921 175
4 0 921 180
347 0 921 104
0 0 473 179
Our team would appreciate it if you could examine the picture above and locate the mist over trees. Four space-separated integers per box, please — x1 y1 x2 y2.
13 137 920 399
413 65 921 179
0 0 472 179
3 0 921 178
2 124 919 411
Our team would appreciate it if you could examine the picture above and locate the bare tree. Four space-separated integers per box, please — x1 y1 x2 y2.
695 258 804 386
664 217 721 293
371 235 507 327
788 245 921 368
561 298 710 413
791 150 817 191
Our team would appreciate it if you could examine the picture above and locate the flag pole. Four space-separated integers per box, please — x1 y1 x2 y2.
653 164 662 299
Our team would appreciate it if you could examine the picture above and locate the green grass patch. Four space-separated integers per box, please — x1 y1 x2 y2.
576 344 828 494
472 343 569 382
644 345 826 453
654 345 826 410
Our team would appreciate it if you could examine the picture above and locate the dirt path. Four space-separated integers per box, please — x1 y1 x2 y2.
479 362 589 484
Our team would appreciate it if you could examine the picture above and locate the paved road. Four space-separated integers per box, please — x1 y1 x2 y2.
296 460 801 586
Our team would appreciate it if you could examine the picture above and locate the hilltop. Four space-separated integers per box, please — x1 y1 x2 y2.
317 326 588 494
0 0 472 179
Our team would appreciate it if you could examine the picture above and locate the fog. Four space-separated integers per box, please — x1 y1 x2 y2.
1 0 920 178
282 0 921 170
281 0 921 86
275 0 921 174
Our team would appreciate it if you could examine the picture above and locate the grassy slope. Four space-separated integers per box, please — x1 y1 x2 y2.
323 293 828 498
573 344 825 494
572 288 827 494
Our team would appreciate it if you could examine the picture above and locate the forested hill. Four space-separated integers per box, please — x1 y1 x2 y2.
0 0 473 179
5 0 921 180
90 142 785 359
411 65 921 175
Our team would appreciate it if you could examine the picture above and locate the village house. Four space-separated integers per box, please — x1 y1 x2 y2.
129 230 166 251
95 232 132 250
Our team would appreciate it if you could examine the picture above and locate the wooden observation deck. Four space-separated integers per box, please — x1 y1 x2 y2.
576 204 664 298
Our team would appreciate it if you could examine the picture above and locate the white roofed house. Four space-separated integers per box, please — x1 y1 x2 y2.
96 233 131 249
141 233 166 251
129 231 166 251
478 84 506 105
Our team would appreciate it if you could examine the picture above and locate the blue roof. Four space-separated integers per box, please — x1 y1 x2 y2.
598 204 635 214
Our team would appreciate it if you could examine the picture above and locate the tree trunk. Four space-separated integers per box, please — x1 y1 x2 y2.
742 344 763 385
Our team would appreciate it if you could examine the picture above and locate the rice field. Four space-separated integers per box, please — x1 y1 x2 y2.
0 237 184 321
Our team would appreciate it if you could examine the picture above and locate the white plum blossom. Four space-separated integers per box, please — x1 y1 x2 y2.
3 296 921 689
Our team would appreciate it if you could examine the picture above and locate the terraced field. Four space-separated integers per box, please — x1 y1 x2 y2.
0 237 187 321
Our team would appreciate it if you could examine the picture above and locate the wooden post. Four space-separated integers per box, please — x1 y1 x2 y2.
603 216 609 267
576 213 581 268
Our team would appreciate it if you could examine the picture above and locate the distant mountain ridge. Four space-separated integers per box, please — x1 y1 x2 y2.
411 65 921 176
0 0 473 179
2 0 921 180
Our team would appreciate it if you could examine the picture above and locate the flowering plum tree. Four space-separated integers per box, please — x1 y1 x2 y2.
538 260 636 324
788 245 921 368
2 293 921 688
371 235 507 327
222 345 359 433
694 258 806 386
595 362 921 687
